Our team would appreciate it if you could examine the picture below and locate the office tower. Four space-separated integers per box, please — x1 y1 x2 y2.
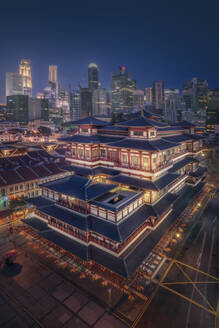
49 65 58 83
206 89 219 133
145 87 153 103
111 66 136 113
92 87 108 116
182 77 208 110
80 88 93 118
6 95 41 124
28 98 42 121
152 80 164 114
6 95 29 124
88 63 99 90
163 89 182 123
41 99 49 121
58 88 70 121
19 59 32 97
6 72 24 97
70 90 81 121
133 90 144 110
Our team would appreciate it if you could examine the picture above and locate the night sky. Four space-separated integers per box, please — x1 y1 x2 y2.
1 0 219 102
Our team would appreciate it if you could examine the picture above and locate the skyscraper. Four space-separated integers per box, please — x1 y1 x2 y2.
92 87 108 116
70 90 81 121
152 80 164 114
6 95 41 124
111 66 136 113
19 59 32 97
80 88 93 118
49 65 58 83
6 72 24 97
182 77 208 110
145 87 153 103
88 63 99 90
206 89 219 133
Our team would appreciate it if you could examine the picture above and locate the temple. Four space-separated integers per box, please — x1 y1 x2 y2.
25 113 206 277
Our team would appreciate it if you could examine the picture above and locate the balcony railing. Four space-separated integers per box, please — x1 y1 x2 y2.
57 200 88 215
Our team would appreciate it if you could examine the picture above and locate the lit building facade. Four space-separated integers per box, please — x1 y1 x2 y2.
206 89 219 133
70 90 81 121
49 65 58 83
152 80 164 114
112 66 136 113
25 115 206 278
6 73 24 97
19 59 32 97
92 87 108 116
88 63 99 90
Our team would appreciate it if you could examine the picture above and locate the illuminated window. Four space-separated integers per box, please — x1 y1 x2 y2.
122 154 128 163
78 149 84 158
100 149 106 158
133 131 143 136
85 149 90 159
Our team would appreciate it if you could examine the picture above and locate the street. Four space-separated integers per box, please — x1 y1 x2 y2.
135 193 219 328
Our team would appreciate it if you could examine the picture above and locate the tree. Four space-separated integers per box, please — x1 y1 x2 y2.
9 197 28 220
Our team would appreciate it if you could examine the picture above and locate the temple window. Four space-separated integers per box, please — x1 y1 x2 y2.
131 156 139 167
133 131 143 137
78 148 84 158
100 149 106 158
142 156 150 169
122 154 128 164
85 149 90 159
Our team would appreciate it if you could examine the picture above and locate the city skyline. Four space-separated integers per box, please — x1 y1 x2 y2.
1 0 219 102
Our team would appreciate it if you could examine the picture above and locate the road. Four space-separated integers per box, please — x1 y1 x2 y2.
135 194 219 328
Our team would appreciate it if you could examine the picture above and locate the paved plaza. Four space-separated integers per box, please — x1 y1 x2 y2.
0 251 127 328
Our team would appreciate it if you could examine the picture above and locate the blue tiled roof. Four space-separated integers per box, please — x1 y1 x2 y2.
108 137 178 151
42 175 117 201
154 173 180 190
189 167 206 177
108 138 157 151
169 157 198 173
152 192 178 217
22 217 49 231
90 246 127 276
109 173 180 191
98 125 128 131
163 134 194 143
62 165 120 177
149 139 179 150
39 229 89 260
39 204 88 231
117 116 168 128
174 120 196 128
71 117 108 126
157 126 183 132
59 135 123 144
118 204 154 241
25 196 55 208
117 117 153 127
88 216 121 242
108 174 158 191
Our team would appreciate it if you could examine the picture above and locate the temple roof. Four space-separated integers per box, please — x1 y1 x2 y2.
108 172 180 191
108 137 178 151
168 157 198 173
71 117 108 126
59 134 123 144
42 174 117 201
117 116 168 128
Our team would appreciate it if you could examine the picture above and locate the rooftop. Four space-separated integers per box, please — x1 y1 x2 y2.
42 174 118 201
